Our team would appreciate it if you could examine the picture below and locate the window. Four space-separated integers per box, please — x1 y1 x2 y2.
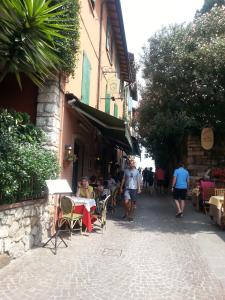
105 92 111 114
106 16 113 62
89 0 96 9
81 53 91 104
114 103 118 118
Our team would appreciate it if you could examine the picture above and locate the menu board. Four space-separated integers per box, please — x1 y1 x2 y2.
45 179 72 194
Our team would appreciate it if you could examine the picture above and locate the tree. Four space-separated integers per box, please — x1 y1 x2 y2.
198 0 225 15
138 6 225 169
0 0 80 87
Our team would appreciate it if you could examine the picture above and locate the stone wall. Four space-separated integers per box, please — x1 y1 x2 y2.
187 134 225 180
36 79 61 152
0 198 54 258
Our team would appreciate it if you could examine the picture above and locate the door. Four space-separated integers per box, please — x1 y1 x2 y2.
72 139 85 193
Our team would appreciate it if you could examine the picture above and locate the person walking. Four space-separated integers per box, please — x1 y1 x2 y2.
120 159 141 222
142 167 148 189
148 167 154 195
172 162 189 218
155 166 165 194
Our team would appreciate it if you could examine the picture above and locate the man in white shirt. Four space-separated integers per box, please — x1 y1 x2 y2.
120 159 141 221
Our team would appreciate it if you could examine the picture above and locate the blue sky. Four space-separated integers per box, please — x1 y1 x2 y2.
121 0 204 58
120 0 205 168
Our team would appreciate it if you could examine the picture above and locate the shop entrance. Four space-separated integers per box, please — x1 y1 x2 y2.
72 139 85 193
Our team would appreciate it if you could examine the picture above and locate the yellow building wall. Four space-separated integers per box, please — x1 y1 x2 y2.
66 0 124 119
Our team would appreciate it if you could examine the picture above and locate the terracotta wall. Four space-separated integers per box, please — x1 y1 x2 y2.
0 74 38 123
60 102 100 187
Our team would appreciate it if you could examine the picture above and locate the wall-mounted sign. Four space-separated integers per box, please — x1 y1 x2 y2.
201 127 214 150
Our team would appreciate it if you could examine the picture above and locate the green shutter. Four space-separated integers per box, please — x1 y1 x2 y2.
105 93 110 114
81 53 91 104
114 103 118 118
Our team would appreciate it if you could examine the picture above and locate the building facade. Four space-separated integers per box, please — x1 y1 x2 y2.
0 0 138 192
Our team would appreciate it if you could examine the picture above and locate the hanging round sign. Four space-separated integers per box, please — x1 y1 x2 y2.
201 127 214 150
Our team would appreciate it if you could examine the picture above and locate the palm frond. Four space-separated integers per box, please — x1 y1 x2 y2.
0 0 72 87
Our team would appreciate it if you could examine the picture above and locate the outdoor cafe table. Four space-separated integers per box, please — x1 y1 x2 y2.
208 195 224 226
71 197 96 232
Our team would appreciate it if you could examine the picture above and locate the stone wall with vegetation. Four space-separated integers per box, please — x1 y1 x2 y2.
0 198 54 258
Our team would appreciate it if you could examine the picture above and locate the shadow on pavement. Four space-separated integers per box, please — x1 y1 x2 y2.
109 192 225 243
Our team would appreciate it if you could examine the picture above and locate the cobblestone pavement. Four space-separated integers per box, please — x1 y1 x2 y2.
1 193 225 300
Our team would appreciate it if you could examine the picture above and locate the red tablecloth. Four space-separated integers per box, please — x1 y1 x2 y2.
73 205 96 232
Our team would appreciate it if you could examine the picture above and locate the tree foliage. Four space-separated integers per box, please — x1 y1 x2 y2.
53 0 80 77
0 110 60 204
198 0 225 15
138 6 225 167
0 0 80 87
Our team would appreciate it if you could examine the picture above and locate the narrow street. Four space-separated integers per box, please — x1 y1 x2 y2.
1 193 225 300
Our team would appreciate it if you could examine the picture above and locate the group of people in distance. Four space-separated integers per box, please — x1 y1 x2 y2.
141 163 190 218
142 166 167 194
76 159 190 221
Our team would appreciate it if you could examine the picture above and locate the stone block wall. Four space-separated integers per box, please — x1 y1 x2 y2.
36 79 61 153
187 134 225 180
0 198 54 258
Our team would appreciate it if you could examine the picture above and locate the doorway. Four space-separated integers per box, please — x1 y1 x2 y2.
72 139 85 193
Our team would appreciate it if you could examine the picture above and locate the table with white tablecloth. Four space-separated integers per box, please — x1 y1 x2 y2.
208 196 224 226
71 197 96 232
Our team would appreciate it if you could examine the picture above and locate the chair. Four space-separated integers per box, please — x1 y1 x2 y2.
58 196 83 235
110 187 119 214
214 188 225 196
203 187 215 215
92 195 111 233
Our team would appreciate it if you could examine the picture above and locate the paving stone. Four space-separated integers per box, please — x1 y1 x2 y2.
0 193 225 299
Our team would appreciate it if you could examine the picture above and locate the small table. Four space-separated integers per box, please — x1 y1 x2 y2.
209 196 224 209
209 196 224 226
71 197 96 232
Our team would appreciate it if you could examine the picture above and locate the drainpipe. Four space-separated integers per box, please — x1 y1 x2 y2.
97 0 107 110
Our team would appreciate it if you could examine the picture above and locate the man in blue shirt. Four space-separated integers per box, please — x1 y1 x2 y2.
172 162 189 217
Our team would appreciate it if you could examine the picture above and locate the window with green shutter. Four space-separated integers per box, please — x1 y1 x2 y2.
114 103 118 118
105 93 111 114
81 53 91 104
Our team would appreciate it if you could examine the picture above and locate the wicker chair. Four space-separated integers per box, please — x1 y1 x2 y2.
203 187 215 215
215 188 225 196
92 195 111 233
110 187 119 214
58 196 83 235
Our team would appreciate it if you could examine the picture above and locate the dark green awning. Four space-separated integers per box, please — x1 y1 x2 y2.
70 100 133 153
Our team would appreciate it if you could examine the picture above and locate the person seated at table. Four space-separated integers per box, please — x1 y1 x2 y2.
107 174 118 209
199 178 215 211
95 182 110 214
76 176 94 199
89 175 98 189
96 175 104 186
107 174 117 193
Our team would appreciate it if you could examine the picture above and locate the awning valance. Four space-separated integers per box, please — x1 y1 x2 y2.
69 99 133 154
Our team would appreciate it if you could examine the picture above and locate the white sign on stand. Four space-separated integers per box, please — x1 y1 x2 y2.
45 179 72 195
